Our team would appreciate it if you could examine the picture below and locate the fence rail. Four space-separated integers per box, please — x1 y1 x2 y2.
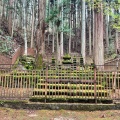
0 65 120 102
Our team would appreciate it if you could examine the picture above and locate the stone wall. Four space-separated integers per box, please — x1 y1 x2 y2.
21 47 35 57
0 54 12 64
12 46 22 64
104 58 120 71
0 101 120 111
0 47 35 66
0 54 12 69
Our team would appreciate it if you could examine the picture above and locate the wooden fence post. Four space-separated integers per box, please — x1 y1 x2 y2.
94 66 97 103
45 65 48 103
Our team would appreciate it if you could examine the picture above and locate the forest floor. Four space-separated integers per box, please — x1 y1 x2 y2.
0 107 120 120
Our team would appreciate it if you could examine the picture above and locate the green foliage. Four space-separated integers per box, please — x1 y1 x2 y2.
63 54 71 59
62 60 72 64
0 39 13 55
51 57 56 64
62 54 72 64
20 56 35 70
111 53 117 59
46 0 71 34
35 54 43 70
12 58 20 69
73 57 77 64
30 97 111 103
108 44 116 55
46 7 59 23
80 57 84 65
0 81 2 86
0 29 4 35
86 0 120 31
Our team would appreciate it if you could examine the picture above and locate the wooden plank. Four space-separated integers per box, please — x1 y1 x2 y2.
46 79 94 84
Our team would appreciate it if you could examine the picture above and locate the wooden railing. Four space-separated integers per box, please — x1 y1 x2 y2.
0 65 120 102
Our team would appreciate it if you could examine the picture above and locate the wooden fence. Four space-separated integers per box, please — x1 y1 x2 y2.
0 65 120 102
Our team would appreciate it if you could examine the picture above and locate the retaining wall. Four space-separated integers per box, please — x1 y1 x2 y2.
0 101 120 111
0 47 35 66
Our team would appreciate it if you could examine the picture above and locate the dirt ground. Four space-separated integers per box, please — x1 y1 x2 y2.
0 107 120 120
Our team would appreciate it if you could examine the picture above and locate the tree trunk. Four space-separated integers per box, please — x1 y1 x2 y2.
8 0 13 35
88 3 92 56
1 0 5 17
76 2 78 26
23 0 27 55
69 0 72 54
52 0 55 53
39 0 46 55
69 19 72 54
31 0 35 48
11 1 16 38
105 14 109 54
81 0 86 64
94 2 104 70
57 32 61 63
92 0 94 56
35 0 46 62
115 30 118 54
52 22 55 53
60 0 64 57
